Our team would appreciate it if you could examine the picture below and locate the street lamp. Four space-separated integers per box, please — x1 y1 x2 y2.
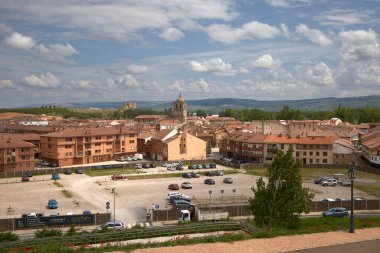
221 189 225 210
348 162 357 233
209 190 212 213
111 188 117 230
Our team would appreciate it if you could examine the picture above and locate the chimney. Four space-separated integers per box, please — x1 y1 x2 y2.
7 138 11 143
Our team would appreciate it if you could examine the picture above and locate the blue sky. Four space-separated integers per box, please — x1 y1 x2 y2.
0 0 380 108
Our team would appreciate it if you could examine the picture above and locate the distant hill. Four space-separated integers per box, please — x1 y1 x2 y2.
39 95 380 112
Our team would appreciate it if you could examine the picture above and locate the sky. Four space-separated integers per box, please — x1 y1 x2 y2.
0 0 380 108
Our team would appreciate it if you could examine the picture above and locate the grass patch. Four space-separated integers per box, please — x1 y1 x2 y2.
355 182 380 198
84 168 137 177
53 181 63 187
62 189 73 198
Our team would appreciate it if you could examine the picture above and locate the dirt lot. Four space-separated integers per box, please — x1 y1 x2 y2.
0 166 375 225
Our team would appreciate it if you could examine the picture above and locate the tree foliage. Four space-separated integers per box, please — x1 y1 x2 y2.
249 148 314 230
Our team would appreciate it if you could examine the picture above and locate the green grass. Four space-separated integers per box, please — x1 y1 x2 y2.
62 189 73 198
53 181 63 187
84 168 137 177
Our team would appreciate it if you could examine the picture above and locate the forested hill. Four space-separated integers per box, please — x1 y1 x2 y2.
44 95 380 112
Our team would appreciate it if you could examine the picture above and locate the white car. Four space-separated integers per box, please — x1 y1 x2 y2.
321 178 337 187
166 192 189 200
135 163 142 169
96 220 125 231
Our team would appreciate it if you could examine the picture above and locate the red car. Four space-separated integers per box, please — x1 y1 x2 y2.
168 184 179 190
111 174 125 180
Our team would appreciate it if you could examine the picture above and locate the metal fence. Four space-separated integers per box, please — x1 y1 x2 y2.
0 221 256 250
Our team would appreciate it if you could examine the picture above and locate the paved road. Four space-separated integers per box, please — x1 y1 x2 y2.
286 239 380 253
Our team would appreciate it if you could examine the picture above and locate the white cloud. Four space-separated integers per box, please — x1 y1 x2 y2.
295 62 335 86
338 29 380 62
190 58 237 76
249 54 278 69
118 74 139 88
4 32 35 50
0 80 14 88
169 80 185 92
265 0 290 7
159 27 185 41
126 64 148 74
69 79 114 90
22 73 60 88
316 9 372 27
265 0 317 8
1 1 236 41
280 23 291 38
296 24 332 46
189 78 211 92
207 21 281 44
35 43 78 61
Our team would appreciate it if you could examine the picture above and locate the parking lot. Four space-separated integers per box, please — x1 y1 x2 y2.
0 165 375 226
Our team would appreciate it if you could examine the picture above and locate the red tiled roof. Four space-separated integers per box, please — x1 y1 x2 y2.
41 126 137 138
151 129 175 141
0 138 35 148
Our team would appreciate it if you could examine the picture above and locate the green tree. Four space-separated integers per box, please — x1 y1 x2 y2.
249 148 314 230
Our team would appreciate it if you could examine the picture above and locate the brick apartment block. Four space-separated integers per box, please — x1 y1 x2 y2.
0 138 35 172
40 127 137 167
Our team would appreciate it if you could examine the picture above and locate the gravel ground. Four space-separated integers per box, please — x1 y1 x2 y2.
129 228 380 253
0 167 374 224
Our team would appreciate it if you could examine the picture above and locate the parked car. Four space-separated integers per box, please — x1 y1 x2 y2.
176 165 184 171
321 178 337 187
206 171 216 176
181 182 192 189
190 172 200 178
149 163 156 168
322 207 349 217
111 174 125 180
172 200 195 209
320 198 335 202
209 163 217 168
314 177 329 184
51 173 60 180
48 199 58 209
96 220 125 231
204 178 215 185
116 157 126 162
64 169 72 175
167 192 189 201
188 165 195 170
194 165 201 169
41 161 49 166
167 166 175 171
82 210 92 215
76 168 84 174
142 163 150 169
182 173 192 178
215 170 224 176
335 197 346 202
135 163 142 169
201 164 208 169
223 177 233 184
168 184 179 190
169 194 191 203
22 175 29 182
25 171 33 177
341 180 352 186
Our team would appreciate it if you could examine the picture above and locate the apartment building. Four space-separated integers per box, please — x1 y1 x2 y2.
0 138 35 172
0 133 40 159
148 129 206 161
249 120 288 135
221 132 335 165
40 127 138 167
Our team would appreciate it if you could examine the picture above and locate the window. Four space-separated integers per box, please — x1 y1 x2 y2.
309 151 313 156
316 151 320 156
323 152 327 156
316 159 320 163
95 136 101 140
65 145 72 149
95 149 101 154
95 143 101 146
65 138 72 142
303 151 306 156
106 142 112 145
296 151 299 157
129 140 134 144
281 144 284 149
309 159 313 163
129 134 135 138
323 159 328 163
48 138 51 142
48 144 52 149
107 136 112 140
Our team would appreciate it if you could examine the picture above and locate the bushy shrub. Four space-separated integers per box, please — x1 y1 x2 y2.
35 227 62 238
0 231 19 242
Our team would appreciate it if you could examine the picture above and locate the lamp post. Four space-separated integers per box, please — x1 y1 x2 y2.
209 190 212 213
112 188 116 230
348 162 357 233
221 189 225 211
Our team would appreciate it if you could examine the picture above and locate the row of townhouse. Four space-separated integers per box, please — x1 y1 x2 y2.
361 127 380 167
40 127 138 167
220 132 356 165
